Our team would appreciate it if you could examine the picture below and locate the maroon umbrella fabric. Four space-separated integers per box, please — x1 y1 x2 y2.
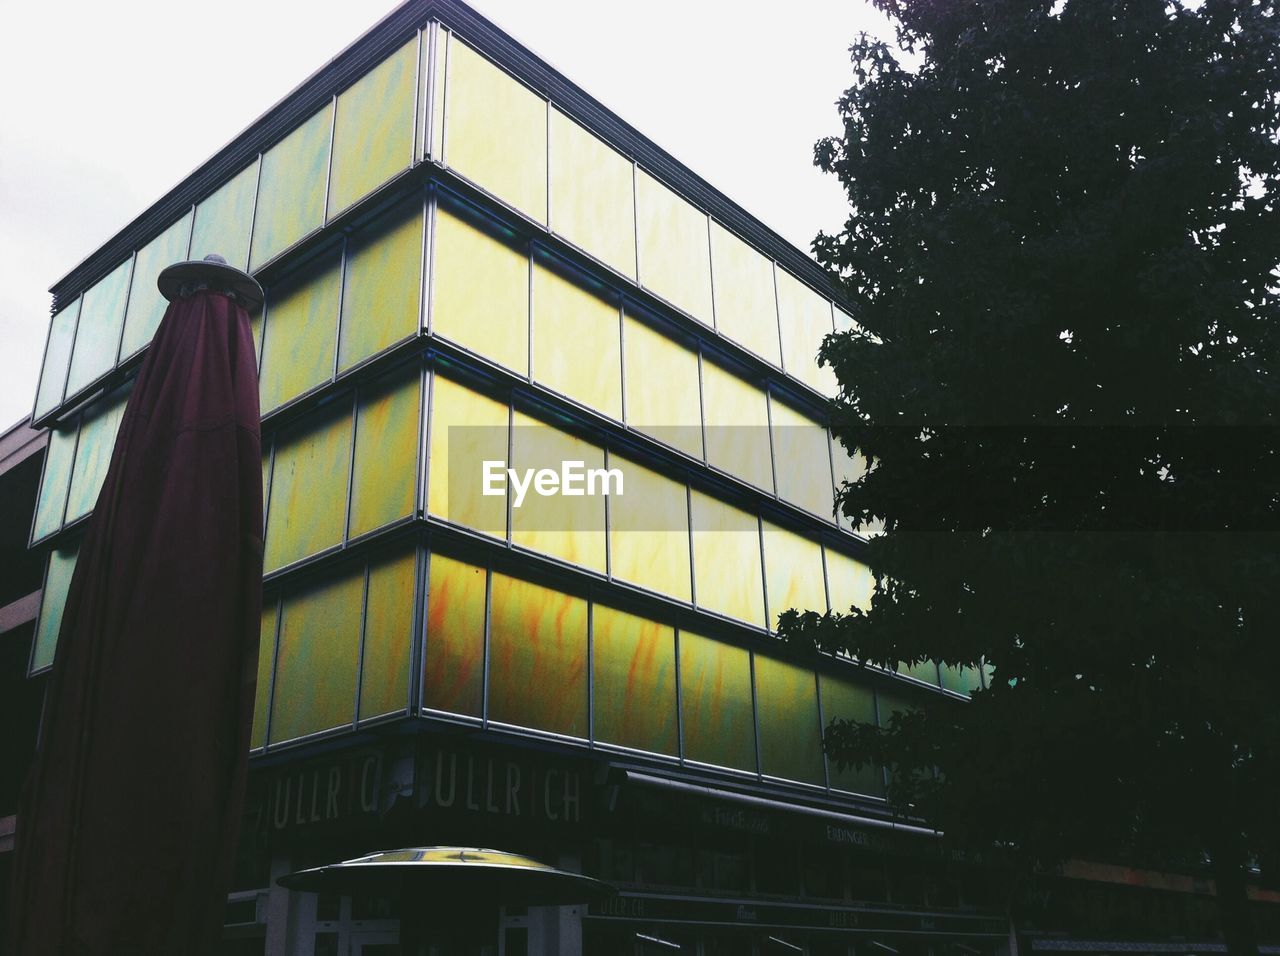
8 289 263 954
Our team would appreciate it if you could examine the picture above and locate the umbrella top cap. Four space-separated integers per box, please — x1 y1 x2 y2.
158 254 264 311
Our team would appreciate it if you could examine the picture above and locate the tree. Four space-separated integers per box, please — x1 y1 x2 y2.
777 2 1280 951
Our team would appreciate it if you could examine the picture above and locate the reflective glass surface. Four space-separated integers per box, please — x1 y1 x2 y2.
776 269 837 396
120 210 193 358
328 38 417 217
423 553 486 717
426 375 508 536
64 385 129 525
679 631 756 771
65 258 132 397
592 605 677 755
635 170 712 325
701 359 773 492
818 673 883 795
770 400 835 520
263 401 353 572
940 663 982 696
902 660 941 686
258 249 342 412
445 39 547 222
34 300 79 420
690 491 764 627
709 223 780 365
549 109 636 277
250 104 334 269
250 602 278 749
270 569 364 743
339 199 423 371
190 160 258 270
755 655 823 784
432 196 529 373
31 425 76 542
349 367 421 539
622 312 702 459
487 572 588 737
360 548 417 721
532 254 622 419
31 545 78 674
825 547 874 615
762 523 827 631
607 454 691 602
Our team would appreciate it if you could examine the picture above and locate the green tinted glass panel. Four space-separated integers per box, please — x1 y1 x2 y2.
445 39 547 222
549 109 636 277
340 200 422 371
65 385 129 524
360 548 417 721
250 602 278 749
31 425 77 542
690 491 764 627
819 673 883 795
269 570 363 743
826 548 874 615
776 269 837 396
902 660 940 686
488 572 587 737
771 400 835 520
34 301 80 419
31 545 78 674
349 366 421 539
423 553 486 716
607 454 691 603
190 161 258 270
635 169 712 324
432 196 529 373
755 655 823 784
120 210 193 357
250 104 333 269
763 523 827 631
259 249 341 412
679 631 755 771
701 360 773 492
66 258 131 397
622 312 702 458
710 222 780 364
592 605 677 755
427 375 508 536
941 663 982 696
532 255 622 419
328 38 417 217
263 401 353 572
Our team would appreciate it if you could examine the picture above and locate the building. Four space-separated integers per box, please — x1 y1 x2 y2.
9 1 1276 953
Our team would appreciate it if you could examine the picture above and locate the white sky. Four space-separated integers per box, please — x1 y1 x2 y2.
0 0 891 430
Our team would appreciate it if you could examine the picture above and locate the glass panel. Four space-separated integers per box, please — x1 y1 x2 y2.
549 109 636 277
678 631 755 771
120 210 193 358
634 169 712 325
263 400 353 572
831 434 882 536
190 160 258 270
429 28 447 159
690 491 764 627
426 375 508 536
607 454 691 602
31 425 77 542
770 400 835 520
339 199 422 371
510 412 607 573
776 269 837 396
487 572 587 737
258 249 341 413
622 311 702 458
531 253 621 419
65 258 131 397
249 103 333 269
701 359 773 492
269 569 364 743
65 385 129 525
709 222 780 364
349 366 421 539
762 523 827 631
819 672 883 795
825 547 873 615
432 196 528 373
423 553 486 717
34 300 80 420
444 40 547 222
328 38 417 217
250 601 278 749
592 605 677 754
902 660 940 686
360 548 417 721
755 655 823 784
31 545 78 674
941 663 982 696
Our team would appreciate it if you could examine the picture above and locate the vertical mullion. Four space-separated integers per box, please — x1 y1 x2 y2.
764 389 779 500
749 650 762 781
704 214 717 332
353 561 372 729
673 628 685 766
260 592 285 752
417 362 431 517
414 548 431 714
333 234 350 381
757 515 770 634
411 28 424 165
586 601 595 747
57 415 83 532
421 187 434 334
342 392 358 547
321 95 338 225
244 155 265 273
111 252 139 368
481 567 492 728
815 670 831 793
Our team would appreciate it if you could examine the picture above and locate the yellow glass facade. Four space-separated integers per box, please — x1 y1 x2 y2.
549 109 636 277
591 605 677 755
190 160 258 269
349 367 421 539
622 312 703 459
770 399 836 520
359 548 418 721
635 169 713 325
607 455 691 603
819 673 883 796
532 255 622 419
762 523 827 630
423 552 486 717
339 200 423 371
825 548 875 615
258 250 342 413
250 602 278 750
679 630 755 771
776 268 838 396
755 655 824 785
427 374 508 536
120 210 192 358
701 359 773 492
249 104 333 270
690 491 764 627
710 222 781 365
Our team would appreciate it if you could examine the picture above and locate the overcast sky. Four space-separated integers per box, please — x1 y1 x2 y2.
0 0 891 430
